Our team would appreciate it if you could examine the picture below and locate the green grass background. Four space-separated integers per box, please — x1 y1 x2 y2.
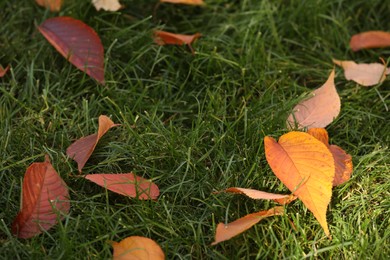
1 0 389 259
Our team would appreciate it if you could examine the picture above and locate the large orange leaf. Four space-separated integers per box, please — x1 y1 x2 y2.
307 128 353 187
35 0 63 11
287 70 340 129
153 30 201 54
0 65 10 77
264 132 335 237
92 0 123 11
160 0 205 5
211 206 284 245
85 173 160 200
66 115 119 173
111 236 165 260
12 156 70 239
223 187 296 205
350 31 390 51
38 17 105 84
333 59 390 87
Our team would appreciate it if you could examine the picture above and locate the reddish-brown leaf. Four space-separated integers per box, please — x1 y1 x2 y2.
153 30 201 54
38 17 105 84
66 115 119 172
287 69 340 129
160 0 205 5
350 31 390 51
92 0 123 11
85 173 160 200
0 65 10 78
223 187 296 205
35 0 63 11
211 206 284 245
12 156 70 239
307 128 353 186
111 236 165 260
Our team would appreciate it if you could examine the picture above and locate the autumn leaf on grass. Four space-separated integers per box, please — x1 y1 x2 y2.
66 115 119 173
12 155 70 239
222 187 297 205
350 31 390 51
0 65 10 77
111 236 165 260
287 70 340 129
160 0 205 5
307 128 353 186
333 59 390 87
92 0 123 11
85 173 160 200
38 17 105 84
153 30 201 54
264 132 335 237
211 206 284 245
35 0 63 11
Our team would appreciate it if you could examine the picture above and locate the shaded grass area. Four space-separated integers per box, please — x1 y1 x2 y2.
1 0 389 258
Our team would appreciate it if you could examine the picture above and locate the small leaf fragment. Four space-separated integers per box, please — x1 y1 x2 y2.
350 31 390 51
223 187 296 205
160 0 205 5
111 236 165 260
92 0 123 11
0 65 10 78
153 30 201 54
35 0 63 11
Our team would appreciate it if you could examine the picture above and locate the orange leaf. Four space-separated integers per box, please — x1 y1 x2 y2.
84 173 160 200
264 132 335 237
333 59 389 87
38 17 105 84
35 0 63 11
0 65 10 77
92 0 123 11
307 128 353 187
153 30 201 54
111 236 165 260
350 31 390 51
287 69 340 129
211 206 284 245
12 156 70 239
223 187 296 205
160 0 205 5
66 115 119 173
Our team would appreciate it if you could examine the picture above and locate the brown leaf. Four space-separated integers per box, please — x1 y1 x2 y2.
350 31 390 51
287 69 340 129
35 0 63 12
66 115 119 173
0 65 10 78
153 30 201 54
264 132 335 237
111 236 165 260
92 0 123 11
12 156 70 239
223 187 296 205
84 173 160 200
211 206 284 245
160 0 205 5
333 59 389 87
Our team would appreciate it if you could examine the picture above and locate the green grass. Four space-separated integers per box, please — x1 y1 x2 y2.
1 0 389 259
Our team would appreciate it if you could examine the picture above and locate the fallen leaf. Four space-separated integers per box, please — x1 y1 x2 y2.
85 173 160 200
153 30 201 54
160 0 205 5
0 65 10 77
211 206 284 245
333 59 389 87
66 115 119 172
350 31 390 51
287 69 340 129
92 0 123 11
35 0 63 11
38 17 105 84
264 132 335 237
111 236 165 260
307 128 353 187
223 187 296 205
12 156 70 239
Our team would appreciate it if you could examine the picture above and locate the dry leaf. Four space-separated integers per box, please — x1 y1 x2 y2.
92 0 123 11
211 206 284 245
35 0 63 11
85 173 160 200
333 59 389 87
160 0 205 5
307 128 353 186
12 156 70 239
350 31 390 51
38 17 105 84
287 69 340 129
112 236 165 260
223 187 296 205
153 30 201 54
0 65 10 77
66 115 119 172
264 132 335 237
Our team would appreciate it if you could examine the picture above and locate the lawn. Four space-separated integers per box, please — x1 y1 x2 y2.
0 0 389 259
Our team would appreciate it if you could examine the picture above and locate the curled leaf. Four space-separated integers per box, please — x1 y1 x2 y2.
0 65 10 78
92 0 123 11
350 31 390 51
35 0 63 11
112 236 165 260
153 30 201 54
223 187 296 205
211 206 284 245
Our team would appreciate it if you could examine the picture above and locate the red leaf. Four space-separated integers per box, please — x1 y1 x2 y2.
84 173 160 200
223 187 296 205
0 65 10 77
350 31 390 51
38 17 105 84
12 156 70 239
153 30 201 54
66 115 119 173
